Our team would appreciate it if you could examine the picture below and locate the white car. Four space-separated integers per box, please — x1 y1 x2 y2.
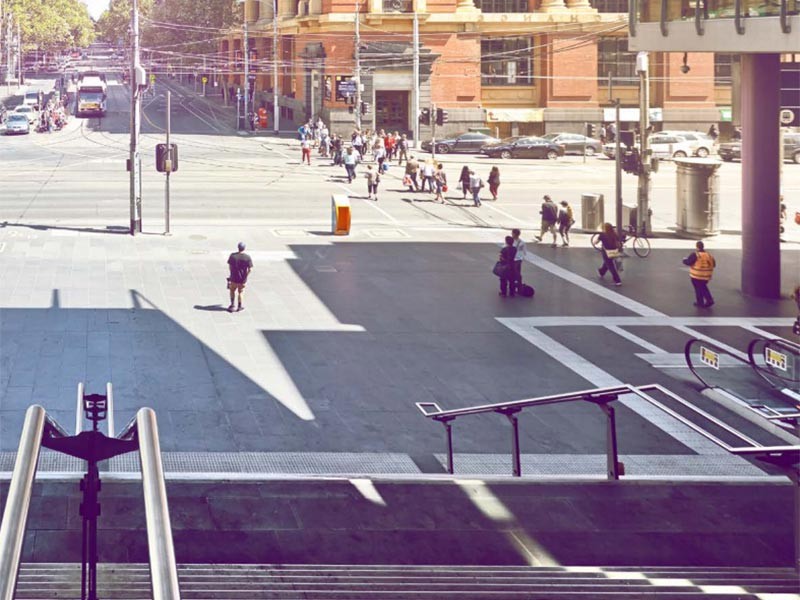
604 135 697 160
651 130 716 157
5 113 30 134
13 105 37 124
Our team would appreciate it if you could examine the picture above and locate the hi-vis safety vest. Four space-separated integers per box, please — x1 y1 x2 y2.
690 251 715 281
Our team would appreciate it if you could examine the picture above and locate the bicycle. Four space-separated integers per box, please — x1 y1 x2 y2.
591 225 651 258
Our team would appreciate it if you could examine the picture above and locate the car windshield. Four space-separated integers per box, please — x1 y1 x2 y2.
8 114 26 122
540 134 559 141
80 92 104 103
500 137 524 143
15 107 31 113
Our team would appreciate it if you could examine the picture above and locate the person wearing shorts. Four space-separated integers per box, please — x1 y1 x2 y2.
227 242 253 312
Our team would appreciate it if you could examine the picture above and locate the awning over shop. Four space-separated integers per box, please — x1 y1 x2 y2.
485 108 544 123
602 107 663 122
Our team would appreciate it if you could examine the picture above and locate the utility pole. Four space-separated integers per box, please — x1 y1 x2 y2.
164 90 171 234
608 70 622 237
5 12 11 92
636 51 651 235
412 12 419 148
272 0 280 134
353 0 361 131
15 19 19 85
243 18 249 131
129 0 142 235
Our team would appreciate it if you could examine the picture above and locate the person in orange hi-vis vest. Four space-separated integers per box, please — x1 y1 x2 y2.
683 240 716 308
257 106 268 130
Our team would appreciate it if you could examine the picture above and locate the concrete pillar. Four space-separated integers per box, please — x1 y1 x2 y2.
741 54 781 298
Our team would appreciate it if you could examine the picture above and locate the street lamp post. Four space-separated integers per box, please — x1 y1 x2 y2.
272 0 279 134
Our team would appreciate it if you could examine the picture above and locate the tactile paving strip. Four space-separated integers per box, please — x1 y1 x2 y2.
435 453 771 478
0 451 421 475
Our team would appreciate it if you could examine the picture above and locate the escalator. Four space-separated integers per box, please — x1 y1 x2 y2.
684 335 800 441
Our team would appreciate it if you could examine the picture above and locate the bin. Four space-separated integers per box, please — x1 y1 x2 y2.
581 193 604 231
675 158 721 236
332 195 351 235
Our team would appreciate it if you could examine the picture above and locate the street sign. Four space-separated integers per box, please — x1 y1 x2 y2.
780 109 795 125
700 346 719 370
149 73 156 84
765 348 788 371
338 79 356 96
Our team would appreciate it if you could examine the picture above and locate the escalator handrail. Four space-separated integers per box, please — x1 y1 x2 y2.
747 337 800 387
684 337 753 390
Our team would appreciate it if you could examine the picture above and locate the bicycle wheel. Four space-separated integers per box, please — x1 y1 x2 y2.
590 232 602 250
632 235 651 258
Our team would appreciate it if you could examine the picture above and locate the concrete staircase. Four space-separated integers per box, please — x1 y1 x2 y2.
14 563 800 599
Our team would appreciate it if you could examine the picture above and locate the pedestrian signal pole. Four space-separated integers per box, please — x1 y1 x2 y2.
129 0 143 235
164 90 171 235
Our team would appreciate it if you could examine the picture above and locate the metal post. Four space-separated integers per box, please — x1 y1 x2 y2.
164 90 171 235
272 0 280 134
15 20 19 84
602 404 621 480
129 0 142 235
243 19 249 132
0 406 46 600
412 12 419 148
795 420 800 572
75 382 84 434
5 12 11 92
444 421 454 474
431 103 437 160
354 0 362 131
637 51 651 235
505 412 522 477
615 100 622 236
202 56 207 96
80 457 100 600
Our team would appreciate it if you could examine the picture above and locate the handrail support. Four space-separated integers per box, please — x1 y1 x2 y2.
598 404 621 481
499 408 523 477
437 417 455 475
781 0 792 33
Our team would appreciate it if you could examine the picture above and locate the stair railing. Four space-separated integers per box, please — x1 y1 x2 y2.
0 384 181 600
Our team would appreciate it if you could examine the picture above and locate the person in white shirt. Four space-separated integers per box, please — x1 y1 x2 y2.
511 228 526 294
421 160 436 193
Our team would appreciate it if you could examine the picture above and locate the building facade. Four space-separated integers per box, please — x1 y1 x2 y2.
220 0 730 138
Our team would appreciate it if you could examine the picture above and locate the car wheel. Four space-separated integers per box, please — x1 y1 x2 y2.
673 151 687 158
794 151 800 164
436 144 450 154
546 150 559 160
584 146 596 157
696 147 709 158
500 150 512 160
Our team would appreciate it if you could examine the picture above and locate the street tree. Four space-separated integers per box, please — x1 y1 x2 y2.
6 0 95 51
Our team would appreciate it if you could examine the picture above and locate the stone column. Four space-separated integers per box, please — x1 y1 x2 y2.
455 0 479 13
741 53 781 298
538 0 568 12
565 0 592 9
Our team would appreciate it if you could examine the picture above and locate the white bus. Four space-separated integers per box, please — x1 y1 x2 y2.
76 75 107 117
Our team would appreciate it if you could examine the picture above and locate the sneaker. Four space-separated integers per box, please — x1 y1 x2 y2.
614 282 622 287
598 269 605 278
237 305 245 312
561 242 569 247
706 301 715 308
227 305 235 313
550 243 557 248
534 236 542 242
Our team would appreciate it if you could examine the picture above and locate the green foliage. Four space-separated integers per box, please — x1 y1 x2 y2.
143 0 241 55
96 0 154 46
7 0 95 50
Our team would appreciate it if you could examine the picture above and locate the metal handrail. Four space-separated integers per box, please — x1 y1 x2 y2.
0 406 47 600
684 337 753 390
747 337 800 387
137 408 181 600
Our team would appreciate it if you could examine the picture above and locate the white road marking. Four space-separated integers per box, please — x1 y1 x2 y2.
606 325 667 354
334 182 400 224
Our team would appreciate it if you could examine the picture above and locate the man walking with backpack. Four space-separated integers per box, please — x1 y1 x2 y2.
535 195 559 247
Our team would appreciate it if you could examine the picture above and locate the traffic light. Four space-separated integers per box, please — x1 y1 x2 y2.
586 123 595 138
360 101 370 115
419 107 430 126
621 149 640 175
156 143 179 173
435 108 449 126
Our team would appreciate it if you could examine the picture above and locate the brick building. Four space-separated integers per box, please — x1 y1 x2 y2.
219 0 730 138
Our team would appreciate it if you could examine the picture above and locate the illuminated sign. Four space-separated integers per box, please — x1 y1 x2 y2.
700 346 719 370
765 348 788 371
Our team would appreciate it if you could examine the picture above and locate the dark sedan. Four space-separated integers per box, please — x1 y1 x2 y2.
718 141 740 162
719 134 800 163
481 136 565 160
421 132 500 154
541 132 603 156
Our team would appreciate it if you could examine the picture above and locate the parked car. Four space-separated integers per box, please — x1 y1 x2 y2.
481 136 565 160
13 105 37 124
421 132 500 154
651 130 716 157
541 132 603 156
5 113 30 134
719 133 800 163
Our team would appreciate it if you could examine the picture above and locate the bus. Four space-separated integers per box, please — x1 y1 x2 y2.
76 75 107 117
